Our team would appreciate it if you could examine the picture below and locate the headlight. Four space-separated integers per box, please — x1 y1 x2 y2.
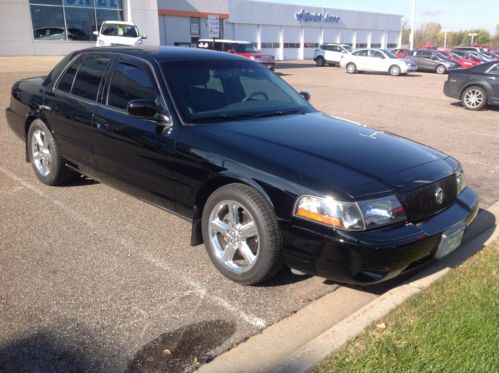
294 194 406 231
456 169 466 194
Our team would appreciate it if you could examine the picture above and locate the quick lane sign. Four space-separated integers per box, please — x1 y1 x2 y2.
295 9 341 24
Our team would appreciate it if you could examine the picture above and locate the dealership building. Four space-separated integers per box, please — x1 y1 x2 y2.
1 0 402 59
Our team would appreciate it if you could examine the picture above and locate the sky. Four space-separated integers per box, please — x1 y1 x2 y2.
253 0 498 34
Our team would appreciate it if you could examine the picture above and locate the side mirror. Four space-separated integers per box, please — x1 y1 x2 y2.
141 34 148 39
127 99 173 133
93 30 99 36
299 91 311 102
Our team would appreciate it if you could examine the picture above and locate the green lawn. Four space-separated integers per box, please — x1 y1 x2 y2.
315 241 499 373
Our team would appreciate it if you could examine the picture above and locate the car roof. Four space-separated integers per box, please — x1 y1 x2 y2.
198 39 251 44
76 45 248 63
102 21 136 25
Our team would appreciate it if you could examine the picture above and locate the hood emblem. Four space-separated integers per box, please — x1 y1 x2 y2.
435 187 444 205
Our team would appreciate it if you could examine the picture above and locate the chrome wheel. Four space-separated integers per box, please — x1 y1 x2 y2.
346 63 356 73
390 65 400 76
208 200 259 274
464 88 484 109
31 128 52 176
436 65 446 74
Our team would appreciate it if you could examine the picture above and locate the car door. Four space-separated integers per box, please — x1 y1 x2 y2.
371 50 387 72
44 52 113 170
92 55 177 211
353 50 370 70
486 63 499 101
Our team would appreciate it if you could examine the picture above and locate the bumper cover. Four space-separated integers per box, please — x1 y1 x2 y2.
281 187 479 284
5 107 26 141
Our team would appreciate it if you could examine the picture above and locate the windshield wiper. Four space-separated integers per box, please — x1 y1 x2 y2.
253 109 303 118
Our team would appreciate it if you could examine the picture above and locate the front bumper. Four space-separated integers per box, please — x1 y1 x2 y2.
281 187 479 285
5 107 26 141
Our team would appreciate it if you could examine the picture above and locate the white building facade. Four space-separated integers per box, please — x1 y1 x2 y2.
0 0 402 58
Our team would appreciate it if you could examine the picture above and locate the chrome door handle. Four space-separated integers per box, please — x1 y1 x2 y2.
38 105 52 112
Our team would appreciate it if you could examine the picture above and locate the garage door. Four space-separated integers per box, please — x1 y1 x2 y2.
371 31 384 48
356 30 369 48
323 28 338 44
339 29 354 45
235 24 258 43
261 25 280 59
283 26 301 60
304 27 320 59
387 31 399 48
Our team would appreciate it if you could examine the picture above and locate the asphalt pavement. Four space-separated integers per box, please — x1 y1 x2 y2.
1 60 498 372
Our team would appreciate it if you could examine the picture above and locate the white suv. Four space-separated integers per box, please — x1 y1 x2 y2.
94 21 146 47
313 44 353 66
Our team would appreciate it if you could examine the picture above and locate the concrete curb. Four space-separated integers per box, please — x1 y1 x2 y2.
273 201 499 373
197 202 499 373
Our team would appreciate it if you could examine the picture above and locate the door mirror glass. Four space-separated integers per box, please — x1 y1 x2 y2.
127 99 158 119
299 91 311 101
93 30 99 36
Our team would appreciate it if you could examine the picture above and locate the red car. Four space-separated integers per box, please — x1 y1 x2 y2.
451 50 485 65
198 39 276 71
439 50 479 68
391 48 410 58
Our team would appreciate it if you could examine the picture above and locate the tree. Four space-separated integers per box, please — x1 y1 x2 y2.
462 29 491 45
414 22 441 47
489 25 499 48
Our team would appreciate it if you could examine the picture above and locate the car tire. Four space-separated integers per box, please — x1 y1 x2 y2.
202 183 282 285
315 56 325 66
27 119 77 186
461 85 487 111
346 63 357 74
389 65 401 76
436 64 447 74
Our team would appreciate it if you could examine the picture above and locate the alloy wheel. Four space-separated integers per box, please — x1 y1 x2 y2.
208 200 260 274
464 88 484 109
31 128 52 176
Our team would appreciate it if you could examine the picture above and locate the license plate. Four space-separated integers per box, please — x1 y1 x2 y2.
435 224 465 259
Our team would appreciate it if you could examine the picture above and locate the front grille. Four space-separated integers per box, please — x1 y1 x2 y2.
399 175 457 222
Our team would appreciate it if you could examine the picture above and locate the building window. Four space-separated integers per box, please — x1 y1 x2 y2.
356 43 367 48
284 43 300 48
371 43 381 48
304 42 319 48
190 17 200 36
29 0 124 41
387 43 397 48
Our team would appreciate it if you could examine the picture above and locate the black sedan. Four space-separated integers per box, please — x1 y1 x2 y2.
6 46 478 285
444 61 499 110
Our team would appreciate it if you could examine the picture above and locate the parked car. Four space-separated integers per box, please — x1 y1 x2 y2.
408 49 460 74
94 21 146 47
197 39 276 71
438 50 479 68
340 48 416 76
6 46 478 285
313 43 353 66
452 50 487 64
453 46 486 53
391 48 410 58
444 61 499 110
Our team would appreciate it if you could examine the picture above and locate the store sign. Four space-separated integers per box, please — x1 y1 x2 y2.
207 15 219 38
295 9 340 24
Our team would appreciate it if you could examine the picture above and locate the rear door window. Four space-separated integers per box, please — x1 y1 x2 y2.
56 55 84 93
71 54 111 101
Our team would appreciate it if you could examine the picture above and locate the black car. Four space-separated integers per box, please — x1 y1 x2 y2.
444 61 499 110
6 46 478 285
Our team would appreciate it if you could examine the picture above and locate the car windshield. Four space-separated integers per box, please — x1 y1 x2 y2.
342 45 353 52
233 44 259 53
161 59 314 123
469 53 486 60
101 23 139 38
382 49 397 58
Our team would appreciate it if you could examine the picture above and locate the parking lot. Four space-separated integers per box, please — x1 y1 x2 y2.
1 59 498 372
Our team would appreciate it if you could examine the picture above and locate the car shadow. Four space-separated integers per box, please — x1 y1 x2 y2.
276 61 318 69
63 174 99 187
330 207 496 295
450 101 499 111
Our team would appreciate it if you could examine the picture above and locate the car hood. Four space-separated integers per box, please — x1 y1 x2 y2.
198 112 453 199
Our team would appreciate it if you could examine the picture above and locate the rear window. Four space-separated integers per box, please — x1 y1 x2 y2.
71 55 111 101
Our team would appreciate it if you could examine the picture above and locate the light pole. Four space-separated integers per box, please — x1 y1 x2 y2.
409 0 416 50
442 29 449 48
468 33 477 45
